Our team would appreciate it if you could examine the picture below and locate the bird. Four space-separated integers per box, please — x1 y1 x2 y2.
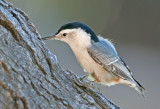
40 22 145 96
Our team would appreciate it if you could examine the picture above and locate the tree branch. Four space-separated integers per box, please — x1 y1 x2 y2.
0 0 121 108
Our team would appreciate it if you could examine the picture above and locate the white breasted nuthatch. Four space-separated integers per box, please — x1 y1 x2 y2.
41 22 145 96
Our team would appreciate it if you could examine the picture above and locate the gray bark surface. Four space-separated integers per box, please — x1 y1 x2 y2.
0 0 121 109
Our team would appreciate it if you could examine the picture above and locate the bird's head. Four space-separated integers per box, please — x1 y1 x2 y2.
41 22 99 48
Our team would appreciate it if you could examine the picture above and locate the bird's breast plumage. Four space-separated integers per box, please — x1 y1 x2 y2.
41 21 145 95
70 46 117 85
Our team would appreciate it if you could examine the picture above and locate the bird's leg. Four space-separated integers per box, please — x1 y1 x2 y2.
65 70 100 92
65 70 88 86
78 74 96 85
78 74 101 93
78 75 88 81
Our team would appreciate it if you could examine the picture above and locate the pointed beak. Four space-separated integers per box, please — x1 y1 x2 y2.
40 34 56 40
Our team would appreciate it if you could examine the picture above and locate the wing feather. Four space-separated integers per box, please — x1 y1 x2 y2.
87 37 132 80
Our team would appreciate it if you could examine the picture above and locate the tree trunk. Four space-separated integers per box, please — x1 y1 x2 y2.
0 0 121 109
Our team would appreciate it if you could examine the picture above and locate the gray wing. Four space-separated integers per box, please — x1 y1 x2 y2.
87 38 132 80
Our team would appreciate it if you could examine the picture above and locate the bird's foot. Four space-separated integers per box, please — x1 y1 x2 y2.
73 74 91 86
65 70 101 93
78 75 88 81
76 75 101 92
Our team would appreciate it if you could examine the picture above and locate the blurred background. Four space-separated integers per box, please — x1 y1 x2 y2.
7 0 160 109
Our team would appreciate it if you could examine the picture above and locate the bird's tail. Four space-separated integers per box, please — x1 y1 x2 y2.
132 77 145 97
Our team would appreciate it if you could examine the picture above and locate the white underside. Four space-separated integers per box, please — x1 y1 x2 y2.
58 28 142 94
70 45 137 88
71 46 117 86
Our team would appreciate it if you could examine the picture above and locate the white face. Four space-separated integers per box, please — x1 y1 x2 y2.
54 28 92 48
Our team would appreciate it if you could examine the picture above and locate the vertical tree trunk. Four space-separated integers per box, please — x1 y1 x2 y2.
0 0 121 109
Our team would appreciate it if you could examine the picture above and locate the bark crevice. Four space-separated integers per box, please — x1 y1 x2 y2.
0 0 121 109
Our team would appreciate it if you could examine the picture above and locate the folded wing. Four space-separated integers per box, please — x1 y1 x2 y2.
87 37 132 80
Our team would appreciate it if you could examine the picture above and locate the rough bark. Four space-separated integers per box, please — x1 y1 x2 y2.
0 0 121 109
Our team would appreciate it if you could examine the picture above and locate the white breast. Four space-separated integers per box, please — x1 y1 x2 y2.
70 46 115 84
73 48 96 74
65 29 115 85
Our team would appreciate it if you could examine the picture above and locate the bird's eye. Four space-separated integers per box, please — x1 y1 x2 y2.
62 33 67 37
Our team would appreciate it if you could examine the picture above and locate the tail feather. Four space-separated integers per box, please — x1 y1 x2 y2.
132 77 145 97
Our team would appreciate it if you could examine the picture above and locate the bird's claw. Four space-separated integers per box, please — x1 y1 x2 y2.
76 75 101 92
78 75 88 81
65 70 101 93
